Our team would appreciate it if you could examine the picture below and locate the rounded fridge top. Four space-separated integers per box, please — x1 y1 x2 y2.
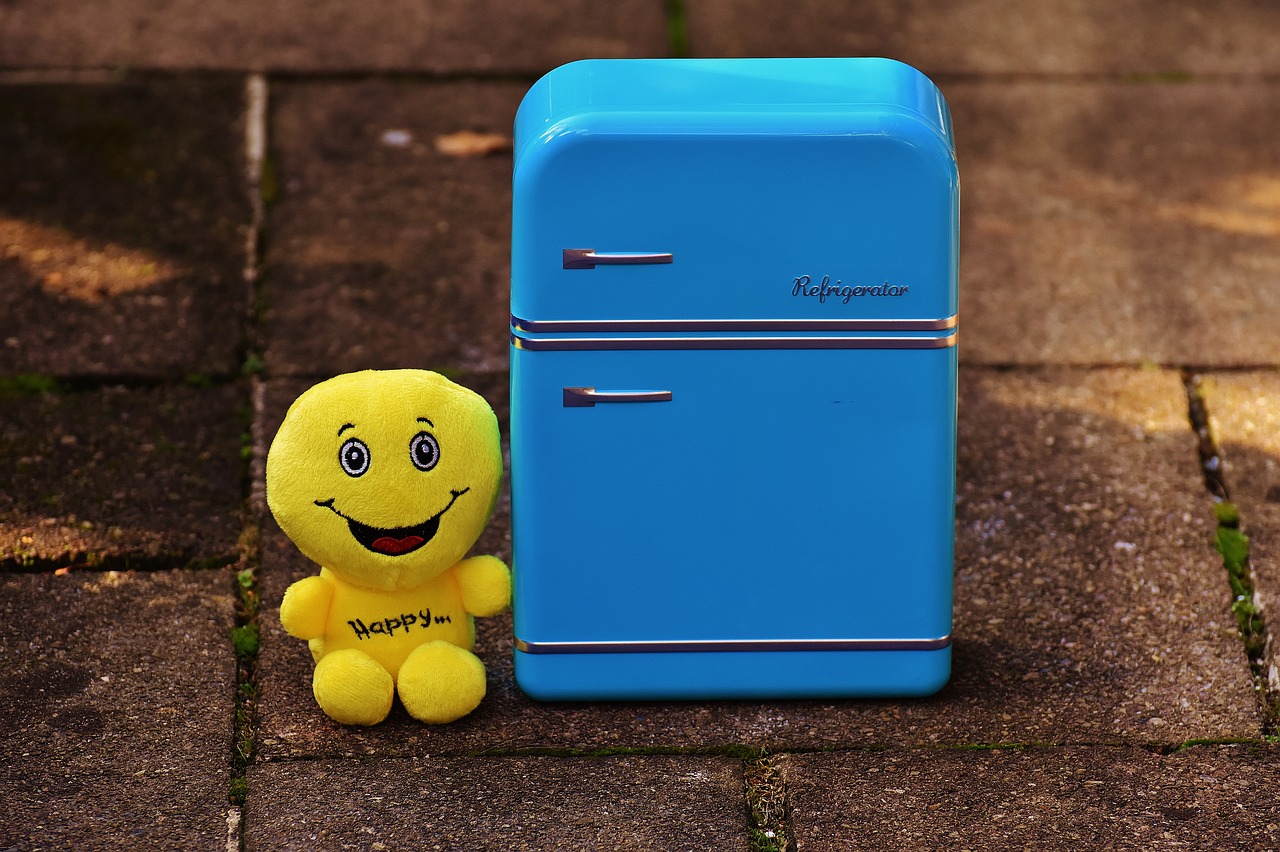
514 57 954 161
511 58 959 327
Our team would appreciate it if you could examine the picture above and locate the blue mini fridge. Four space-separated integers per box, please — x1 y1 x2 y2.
509 58 959 700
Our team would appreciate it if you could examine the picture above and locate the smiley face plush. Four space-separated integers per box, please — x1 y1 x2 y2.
266 370 509 726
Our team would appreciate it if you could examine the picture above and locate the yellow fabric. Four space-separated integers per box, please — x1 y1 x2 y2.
313 649 395 726
397 640 488 724
266 369 509 726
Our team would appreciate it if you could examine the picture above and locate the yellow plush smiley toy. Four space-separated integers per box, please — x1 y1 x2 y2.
265 370 509 726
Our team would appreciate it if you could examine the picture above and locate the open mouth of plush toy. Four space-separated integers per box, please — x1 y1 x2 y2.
314 488 469 557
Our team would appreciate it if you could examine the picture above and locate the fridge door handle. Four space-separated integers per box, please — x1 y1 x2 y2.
563 248 674 269
563 387 673 407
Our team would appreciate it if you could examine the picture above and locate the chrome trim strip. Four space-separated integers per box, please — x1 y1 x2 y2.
512 315 958 333
515 635 953 655
513 333 957 352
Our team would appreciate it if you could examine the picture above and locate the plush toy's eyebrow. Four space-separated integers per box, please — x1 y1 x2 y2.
337 423 356 436
416 417 435 428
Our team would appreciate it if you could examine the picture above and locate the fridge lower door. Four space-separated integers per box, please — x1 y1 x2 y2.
510 338 956 700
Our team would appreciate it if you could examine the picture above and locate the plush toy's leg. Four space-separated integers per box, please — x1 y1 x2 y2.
396 640 487 724
312 648 395 726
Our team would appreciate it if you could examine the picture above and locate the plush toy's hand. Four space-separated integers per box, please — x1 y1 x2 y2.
280 575 335 640
453 555 511 617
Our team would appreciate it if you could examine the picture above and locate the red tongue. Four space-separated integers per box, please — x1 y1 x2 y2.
371 535 424 555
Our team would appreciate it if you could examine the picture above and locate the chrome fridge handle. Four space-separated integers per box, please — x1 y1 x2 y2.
563 387 673 407
562 248 674 269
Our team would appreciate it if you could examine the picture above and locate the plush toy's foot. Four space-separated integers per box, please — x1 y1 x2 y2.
312 648 395 726
396 640 487 724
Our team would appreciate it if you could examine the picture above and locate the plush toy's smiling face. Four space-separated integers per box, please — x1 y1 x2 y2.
266 370 502 592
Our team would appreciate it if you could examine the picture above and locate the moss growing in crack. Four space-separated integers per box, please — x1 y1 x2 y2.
1213 502 1265 658
259 153 279 208
665 0 690 58
1186 373 1278 730
749 826 787 852
1208 502 1278 730
0 374 65 397
241 353 266 376
1159 737 1259 755
228 533 261 805
231 623 260 657
745 755 790 852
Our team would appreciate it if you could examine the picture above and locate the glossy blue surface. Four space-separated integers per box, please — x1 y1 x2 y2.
512 58 958 327
510 59 958 699
515 647 952 702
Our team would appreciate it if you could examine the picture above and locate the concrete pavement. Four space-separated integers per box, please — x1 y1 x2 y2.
3 2 1279 849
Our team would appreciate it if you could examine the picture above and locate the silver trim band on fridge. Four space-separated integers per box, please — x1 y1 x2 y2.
511 314 958 333
515 635 953 655
512 333 957 351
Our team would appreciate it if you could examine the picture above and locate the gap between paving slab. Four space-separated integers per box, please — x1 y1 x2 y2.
1195 371 1280 728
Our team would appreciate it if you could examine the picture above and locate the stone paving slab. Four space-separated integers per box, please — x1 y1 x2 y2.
1200 372 1280 696
264 81 524 377
945 368 1255 742
0 80 250 379
0 382 247 568
246 755 747 850
685 0 1280 75
0 0 668 74
255 368 1259 757
783 744 1280 850
0 569 236 850
951 80 1280 367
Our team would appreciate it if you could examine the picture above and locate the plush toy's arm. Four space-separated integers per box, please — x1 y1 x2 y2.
453 555 511 618
279 575 336 640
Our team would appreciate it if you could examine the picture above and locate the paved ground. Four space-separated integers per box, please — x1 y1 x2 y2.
2 2 1279 849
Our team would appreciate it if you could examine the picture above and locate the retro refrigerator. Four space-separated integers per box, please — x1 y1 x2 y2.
509 58 959 700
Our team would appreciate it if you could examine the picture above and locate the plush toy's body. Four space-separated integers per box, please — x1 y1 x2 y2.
266 370 508 726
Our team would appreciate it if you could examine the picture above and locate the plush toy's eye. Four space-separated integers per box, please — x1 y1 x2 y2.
410 432 440 472
339 438 370 477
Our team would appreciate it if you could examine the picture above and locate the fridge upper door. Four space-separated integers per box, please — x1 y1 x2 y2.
511 58 959 329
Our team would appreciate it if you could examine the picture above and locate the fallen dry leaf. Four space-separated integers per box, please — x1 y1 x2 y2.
434 130 513 158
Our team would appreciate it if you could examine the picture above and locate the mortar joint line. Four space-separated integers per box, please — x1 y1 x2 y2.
1181 369 1278 736
745 752 793 852
226 71 270 849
